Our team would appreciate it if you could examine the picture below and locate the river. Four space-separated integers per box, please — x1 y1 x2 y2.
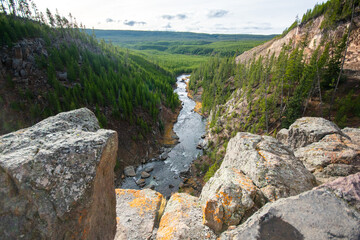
121 74 206 197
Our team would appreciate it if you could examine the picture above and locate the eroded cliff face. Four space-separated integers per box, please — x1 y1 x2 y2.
0 108 118 239
236 13 360 71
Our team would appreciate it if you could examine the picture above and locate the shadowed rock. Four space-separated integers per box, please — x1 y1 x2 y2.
0 108 118 240
258 217 304 240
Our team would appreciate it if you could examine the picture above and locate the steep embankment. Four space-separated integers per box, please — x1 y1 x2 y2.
236 14 360 72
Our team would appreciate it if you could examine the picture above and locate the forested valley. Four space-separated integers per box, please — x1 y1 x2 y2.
0 0 181 170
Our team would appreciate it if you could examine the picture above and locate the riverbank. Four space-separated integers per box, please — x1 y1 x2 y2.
159 103 182 147
185 77 205 117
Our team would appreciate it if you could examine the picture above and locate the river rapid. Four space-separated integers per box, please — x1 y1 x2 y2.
121 74 206 197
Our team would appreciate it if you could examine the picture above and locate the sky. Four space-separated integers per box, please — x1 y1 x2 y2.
33 0 323 35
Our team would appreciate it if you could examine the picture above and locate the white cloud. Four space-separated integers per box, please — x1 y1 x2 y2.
207 10 228 18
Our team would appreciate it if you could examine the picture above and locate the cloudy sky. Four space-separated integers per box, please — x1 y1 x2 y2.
33 0 322 34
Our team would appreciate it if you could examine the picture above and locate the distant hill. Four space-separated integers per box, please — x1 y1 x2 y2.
89 29 276 44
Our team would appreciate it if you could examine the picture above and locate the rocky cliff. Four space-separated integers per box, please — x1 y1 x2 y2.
236 10 360 72
0 108 118 239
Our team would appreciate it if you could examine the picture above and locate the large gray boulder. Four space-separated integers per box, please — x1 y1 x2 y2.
115 189 166 240
343 128 360 145
220 132 316 201
0 108 118 240
278 118 360 184
156 193 217 240
220 173 360 240
295 132 360 184
278 117 344 149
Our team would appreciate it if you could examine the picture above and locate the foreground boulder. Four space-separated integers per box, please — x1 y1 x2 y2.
0 108 118 239
220 133 316 201
220 173 360 240
156 193 216 240
200 168 266 233
199 132 315 233
115 189 166 240
278 118 360 184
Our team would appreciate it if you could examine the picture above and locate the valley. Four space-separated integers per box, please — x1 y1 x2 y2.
1 0 360 239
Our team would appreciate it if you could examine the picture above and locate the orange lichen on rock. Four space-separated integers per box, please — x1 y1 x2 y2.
232 169 257 192
157 193 215 240
115 189 166 240
156 211 181 240
115 189 164 217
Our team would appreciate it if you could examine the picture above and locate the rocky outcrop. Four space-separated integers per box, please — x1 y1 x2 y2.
156 193 216 240
0 38 48 85
199 132 316 233
278 117 360 184
0 108 118 240
115 189 166 240
200 168 266 233
115 118 357 239
278 117 345 149
220 132 316 201
220 173 360 240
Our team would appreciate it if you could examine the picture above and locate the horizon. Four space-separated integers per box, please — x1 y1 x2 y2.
33 0 322 35
89 28 278 36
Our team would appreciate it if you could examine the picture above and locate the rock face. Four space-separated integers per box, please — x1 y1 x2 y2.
156 193 216 240
236 14 360 72
200 168 266 233
115 189 166 240
220 132 316 201
199 132 315 233
220 173 360 240
278 117 360 184
0 108 118 240
281 117 344 149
